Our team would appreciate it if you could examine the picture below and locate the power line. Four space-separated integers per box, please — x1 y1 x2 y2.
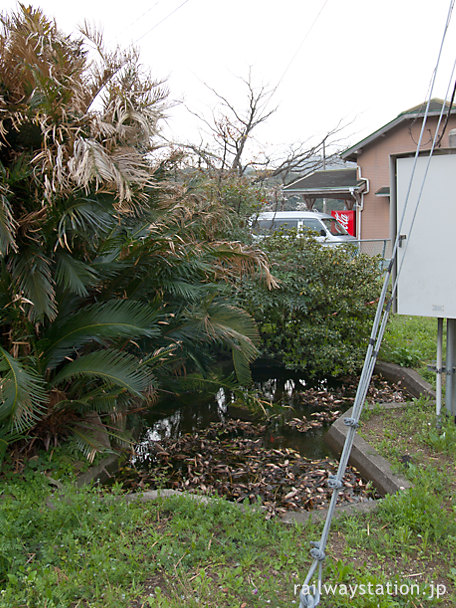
275 0 330 92
134 0 192 43
123 0 162 33
262 0 330 126
436 77 456 146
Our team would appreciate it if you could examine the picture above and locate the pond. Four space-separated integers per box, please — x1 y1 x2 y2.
135 364 362 462
117 365 406 515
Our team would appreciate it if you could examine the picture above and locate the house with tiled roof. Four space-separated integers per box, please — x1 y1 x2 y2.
284 99 456 243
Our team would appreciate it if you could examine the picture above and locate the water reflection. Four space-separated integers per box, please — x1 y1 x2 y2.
135 366 344 461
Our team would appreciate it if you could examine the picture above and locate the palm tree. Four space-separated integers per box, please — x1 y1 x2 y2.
0 6 272 460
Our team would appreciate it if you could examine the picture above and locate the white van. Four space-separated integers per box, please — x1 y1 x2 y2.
251 211 357 245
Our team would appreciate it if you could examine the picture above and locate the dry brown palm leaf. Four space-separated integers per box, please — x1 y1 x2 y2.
1 7 167 207
0 7 86 107
209 241 278 289
16 207 48 240
66 139 150 204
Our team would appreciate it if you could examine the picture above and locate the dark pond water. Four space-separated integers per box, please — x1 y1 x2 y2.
136 364 354 461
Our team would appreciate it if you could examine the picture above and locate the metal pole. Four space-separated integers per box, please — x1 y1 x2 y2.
322 138 327 214
445 319 454 416
452 319 456 419
436 318 443 421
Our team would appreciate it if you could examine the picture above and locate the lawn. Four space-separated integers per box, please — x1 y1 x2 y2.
1 394 455 607
0 315 453 608
380 314 439 384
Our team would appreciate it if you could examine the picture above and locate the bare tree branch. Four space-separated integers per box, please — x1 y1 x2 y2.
172 71 351 209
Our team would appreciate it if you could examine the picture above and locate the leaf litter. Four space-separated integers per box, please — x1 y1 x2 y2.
116 375 405 516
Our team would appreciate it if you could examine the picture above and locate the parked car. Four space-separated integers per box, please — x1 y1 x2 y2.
251 211 357 245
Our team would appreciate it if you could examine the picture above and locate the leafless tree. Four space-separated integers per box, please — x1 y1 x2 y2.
180 72 348 187
180 71 275 178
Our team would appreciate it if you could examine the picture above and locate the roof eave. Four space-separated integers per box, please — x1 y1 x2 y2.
284 186 358 193
284 184 366 196
341 108 456 160
341 115 404 160
283 169 356 190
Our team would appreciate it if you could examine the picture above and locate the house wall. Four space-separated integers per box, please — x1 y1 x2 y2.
357 115 456 241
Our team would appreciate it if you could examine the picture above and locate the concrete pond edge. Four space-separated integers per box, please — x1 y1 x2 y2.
325 404 412 498
75 360 429 525
374 360 435 400
322 360 436 504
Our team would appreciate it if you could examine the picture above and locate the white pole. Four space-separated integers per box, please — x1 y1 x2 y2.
452 319 456 419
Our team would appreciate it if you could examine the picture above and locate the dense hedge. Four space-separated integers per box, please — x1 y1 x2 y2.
235 232 383 378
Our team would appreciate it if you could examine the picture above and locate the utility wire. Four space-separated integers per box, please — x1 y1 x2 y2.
276 0 330 91
123 0 162 33
264 0 330 108
134 0 192 43
436 77 456 146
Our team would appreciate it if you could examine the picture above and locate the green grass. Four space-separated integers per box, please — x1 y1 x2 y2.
349 400 456 607
1 409 456 608
380 314 440 384
1 345 455 607
0 450 319 607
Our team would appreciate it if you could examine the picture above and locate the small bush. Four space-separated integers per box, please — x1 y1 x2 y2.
234 232 383 378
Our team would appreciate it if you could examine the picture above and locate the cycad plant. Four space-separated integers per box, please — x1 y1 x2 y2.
0 6 271 460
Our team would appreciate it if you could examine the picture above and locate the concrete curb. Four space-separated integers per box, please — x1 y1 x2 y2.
76 454 121 487
121 486 380 526
325 404 412 497
280 498 379 525
124 488 214 505
375 360 435 400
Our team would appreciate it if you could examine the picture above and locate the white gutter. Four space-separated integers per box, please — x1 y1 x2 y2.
355 167 369 240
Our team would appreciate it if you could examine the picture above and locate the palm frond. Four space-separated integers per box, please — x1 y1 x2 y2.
180 302 259 352
51 348 154 397
140 344 179 369
208 241 278 289
56 198 114 248
232 348 253 386
160 279 206 301
9 249 57 322
43 299 162 368
70 427 114 463
174 301 259 385
71 419 132 462
205 302 260 350
67 138 151 203
0 347 47 433
55 253 99 296
0 181 18 255
48 388 119 413
0 428 24 466
204 303 259 385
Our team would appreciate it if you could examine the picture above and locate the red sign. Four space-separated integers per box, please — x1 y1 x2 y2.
331 210 356 237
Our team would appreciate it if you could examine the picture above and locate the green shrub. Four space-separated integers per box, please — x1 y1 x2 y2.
234 232 383 378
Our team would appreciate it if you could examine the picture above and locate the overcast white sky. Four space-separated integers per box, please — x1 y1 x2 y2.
3 0 456 156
